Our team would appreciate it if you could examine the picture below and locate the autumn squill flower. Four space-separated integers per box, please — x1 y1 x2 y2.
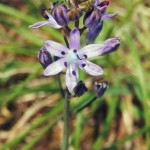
43 27 120 93
30 1 120 149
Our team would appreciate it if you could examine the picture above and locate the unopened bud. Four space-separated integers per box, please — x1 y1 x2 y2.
52 3 69 26
74 81 88 97
38 48 52 69
84 8 101 29
67 6 82 21
86 21 103 44
94 81 109 97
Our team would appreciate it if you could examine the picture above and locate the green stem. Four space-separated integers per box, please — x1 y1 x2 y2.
62 89 70 150
57 74 65 98
75 20 79 28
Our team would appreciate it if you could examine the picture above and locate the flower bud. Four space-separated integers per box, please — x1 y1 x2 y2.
78 0 95 12
51 3 69 26
67 6 82 21
83 8 101 29
74 81 88 97
67 0 95 12
86 21 103 44
94 81 109 97
38 48 52 69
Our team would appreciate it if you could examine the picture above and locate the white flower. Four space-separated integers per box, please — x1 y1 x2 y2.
43 28 120 93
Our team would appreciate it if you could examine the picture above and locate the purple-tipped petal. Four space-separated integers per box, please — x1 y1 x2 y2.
78 37 120 58
69 28 80 50
66 63 78 93
78 60 103 76
44 58 66 76
44 40 69 57
101 37 120 55
102 12 118 20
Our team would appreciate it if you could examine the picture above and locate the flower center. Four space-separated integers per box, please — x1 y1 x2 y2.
66 51 78 65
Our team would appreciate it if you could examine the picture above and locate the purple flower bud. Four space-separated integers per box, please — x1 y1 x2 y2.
84 8 101 29
86 21 103 44
67 6 82 21
101 37 121 55
51 3 69 26
38 48 52 69
74 81 88 97
94 81 109 97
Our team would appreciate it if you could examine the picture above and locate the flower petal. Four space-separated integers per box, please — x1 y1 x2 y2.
66 63 78 93
102 12 118 20
47 15 62 28
44 40 69 57
78 37 120 59
69 28 80 50
78 44 105 59
44 58 66 76
29 16 61 29
29 21 51 28
78 60 103 76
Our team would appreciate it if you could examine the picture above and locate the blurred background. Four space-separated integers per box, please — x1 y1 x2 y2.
0 0 150 150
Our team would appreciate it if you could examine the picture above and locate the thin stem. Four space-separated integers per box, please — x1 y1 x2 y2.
64 36 69 48
57 74 65 98
65 26 71 33
79 26 87 35
75 20 79 28
62 89 71 150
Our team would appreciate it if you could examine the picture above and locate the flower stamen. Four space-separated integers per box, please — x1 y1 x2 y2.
76 54 83 60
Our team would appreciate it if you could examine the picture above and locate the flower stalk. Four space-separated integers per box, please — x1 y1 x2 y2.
62 89 71 150
30 1 120 149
